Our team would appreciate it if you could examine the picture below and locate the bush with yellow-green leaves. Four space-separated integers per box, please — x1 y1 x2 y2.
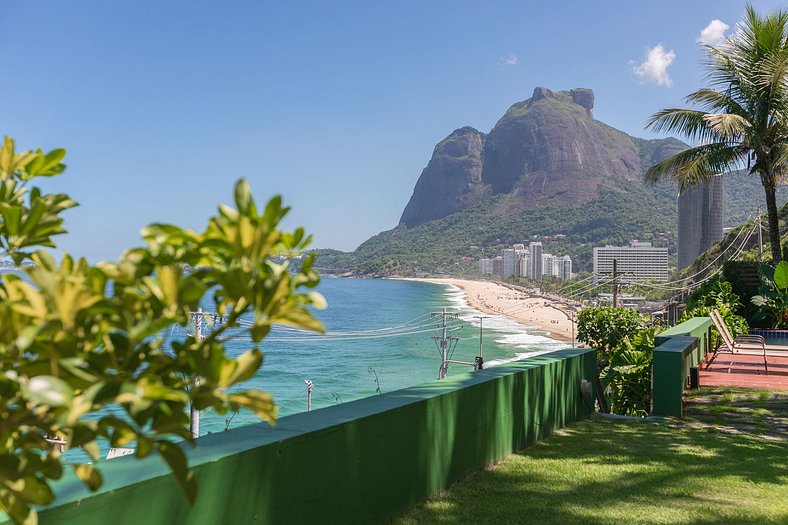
0 136 325 524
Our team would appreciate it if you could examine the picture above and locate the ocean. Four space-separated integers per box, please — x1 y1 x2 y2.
193 277 567 434
12 274 570 462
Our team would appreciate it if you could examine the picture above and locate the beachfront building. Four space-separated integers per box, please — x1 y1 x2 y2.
517 253 529 277
528 242 543 280
481 243 571 281
593 241 668 283
559 255 572 280
492 256 503 275
501 249 517 277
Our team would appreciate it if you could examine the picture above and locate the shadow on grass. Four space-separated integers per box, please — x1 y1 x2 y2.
395 416 788 525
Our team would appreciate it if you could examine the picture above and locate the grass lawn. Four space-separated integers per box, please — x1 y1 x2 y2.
395 388 788 525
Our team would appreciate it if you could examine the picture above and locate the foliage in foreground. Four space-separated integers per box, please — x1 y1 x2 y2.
0 136 325 524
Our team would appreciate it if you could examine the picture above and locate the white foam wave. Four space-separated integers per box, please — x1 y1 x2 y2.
436 282 568 367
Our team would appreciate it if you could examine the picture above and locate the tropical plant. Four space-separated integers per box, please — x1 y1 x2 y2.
0 136 325 524
645 5 788 264
685 276 743 312
681 276 749 348
752 260 788 327
576 307 652 358
600 328 656 417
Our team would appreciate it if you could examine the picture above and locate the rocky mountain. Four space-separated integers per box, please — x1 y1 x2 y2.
400 86 685 228
316 86 787 276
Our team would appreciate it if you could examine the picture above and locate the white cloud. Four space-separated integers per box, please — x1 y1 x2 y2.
633 44 676 87
697 19 729 46
499 53 518 66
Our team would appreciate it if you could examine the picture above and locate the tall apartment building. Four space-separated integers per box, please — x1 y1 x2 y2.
501 249 517 277
593 241 668 282
542 253 557 278
528 242 543 280
559 255 572 280
479 258 493 275
492 256 503 275
517 253 529 277
677 175 723 269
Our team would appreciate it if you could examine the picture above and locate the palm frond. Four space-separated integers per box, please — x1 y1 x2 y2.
770 143 788 179
645 143 745 192
646 109 718 143
702 113 751 140
685 88 747 117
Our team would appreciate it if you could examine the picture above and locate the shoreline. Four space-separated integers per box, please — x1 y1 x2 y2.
397 277 576 344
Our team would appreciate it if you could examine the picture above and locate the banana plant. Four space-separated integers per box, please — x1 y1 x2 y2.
752 261 788 328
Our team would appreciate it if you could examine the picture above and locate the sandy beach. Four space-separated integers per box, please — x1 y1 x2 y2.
403 278 577 344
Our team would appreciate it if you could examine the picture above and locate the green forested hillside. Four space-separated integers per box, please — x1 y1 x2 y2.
315 176 788 276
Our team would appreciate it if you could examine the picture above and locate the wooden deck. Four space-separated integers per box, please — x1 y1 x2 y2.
700 351 788 390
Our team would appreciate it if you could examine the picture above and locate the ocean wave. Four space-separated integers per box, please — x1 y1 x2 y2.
436 282 568 365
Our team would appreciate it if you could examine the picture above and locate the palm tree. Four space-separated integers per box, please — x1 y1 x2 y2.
646 5 788 264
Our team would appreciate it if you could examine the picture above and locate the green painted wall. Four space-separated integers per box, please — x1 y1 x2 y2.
11 348 595 525
652 317 713 417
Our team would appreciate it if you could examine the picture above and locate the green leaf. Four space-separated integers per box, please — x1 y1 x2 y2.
13 475 55 506
26 376 74 407
218 349 262 387
228 391 277 422
72 464 102 491
773 261 788 290
156 441 196 504
0 490 38 525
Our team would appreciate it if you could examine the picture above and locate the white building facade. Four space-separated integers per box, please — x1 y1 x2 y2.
593 241 668 283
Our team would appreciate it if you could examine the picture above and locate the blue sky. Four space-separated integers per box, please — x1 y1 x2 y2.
0 1 783 258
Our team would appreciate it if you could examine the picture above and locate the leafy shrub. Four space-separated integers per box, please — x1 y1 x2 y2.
681 276 749 348
577 307 652 358
600 328 655 416
0 136 325 524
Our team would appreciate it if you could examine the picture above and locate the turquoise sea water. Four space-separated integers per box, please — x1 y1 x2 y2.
194 277 566 434
2 272 567 460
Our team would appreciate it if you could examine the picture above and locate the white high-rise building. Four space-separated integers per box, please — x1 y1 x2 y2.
593 241 668 283
542 253 558 277
528 242 543 280
479 258 493 275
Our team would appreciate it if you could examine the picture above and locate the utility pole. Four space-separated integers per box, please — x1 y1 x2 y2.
190 308 202 439
431 308 459 379
472 315 489 370
599 258 634 307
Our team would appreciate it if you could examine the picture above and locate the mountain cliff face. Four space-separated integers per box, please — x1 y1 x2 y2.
399 86 684 228
399 127 489 227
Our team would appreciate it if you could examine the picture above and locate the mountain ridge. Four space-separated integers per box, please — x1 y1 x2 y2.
316 86 788 276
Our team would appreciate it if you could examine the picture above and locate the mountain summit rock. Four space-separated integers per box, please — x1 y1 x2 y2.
399 87 684 228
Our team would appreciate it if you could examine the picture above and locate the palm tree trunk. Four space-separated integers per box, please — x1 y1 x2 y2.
762 173 783 264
